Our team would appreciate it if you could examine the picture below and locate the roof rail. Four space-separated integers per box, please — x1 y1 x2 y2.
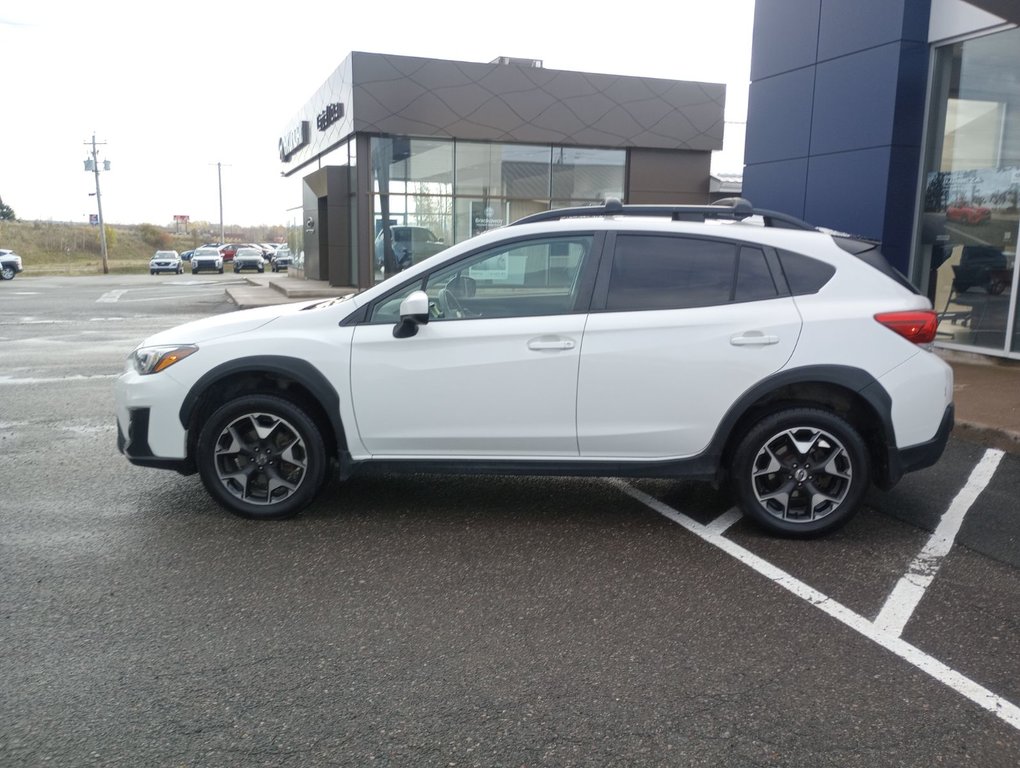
509 197 816 231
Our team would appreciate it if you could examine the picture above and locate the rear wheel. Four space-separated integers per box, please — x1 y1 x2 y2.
731 408 870 537
196 395 327 520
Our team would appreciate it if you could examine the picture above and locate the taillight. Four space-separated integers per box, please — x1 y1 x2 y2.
874 310 938 344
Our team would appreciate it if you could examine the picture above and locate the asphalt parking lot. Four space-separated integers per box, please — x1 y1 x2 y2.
3 274 1020 766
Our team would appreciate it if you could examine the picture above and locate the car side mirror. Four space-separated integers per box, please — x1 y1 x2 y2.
393 290 430 338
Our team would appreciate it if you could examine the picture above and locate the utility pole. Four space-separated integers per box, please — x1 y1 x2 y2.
84 134 110 274
212 162 230 243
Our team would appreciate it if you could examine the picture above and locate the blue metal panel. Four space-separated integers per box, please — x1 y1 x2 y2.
805 148 890 240
810 44 901 155
742 158 810 218
818 0 910 60
880 147 925 273
744 68 816 165
750 0 822 79
746 0 933 278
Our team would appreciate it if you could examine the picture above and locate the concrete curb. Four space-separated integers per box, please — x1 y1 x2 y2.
952 421 1020 455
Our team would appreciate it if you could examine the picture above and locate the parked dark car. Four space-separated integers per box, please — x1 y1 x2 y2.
953 245 1010 294
232 247 266 274
374 226 445 273
271 246 292 272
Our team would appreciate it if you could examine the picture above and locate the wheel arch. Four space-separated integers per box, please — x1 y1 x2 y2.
710 365 897 488
179 356 347 467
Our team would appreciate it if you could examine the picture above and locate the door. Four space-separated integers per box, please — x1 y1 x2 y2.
350 234 597 457
577 236 802 458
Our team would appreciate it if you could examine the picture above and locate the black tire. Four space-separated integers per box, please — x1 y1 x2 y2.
731 408 870 538
150 269 155 275
0 266 14 280
196 394 327 520
218 267 224 274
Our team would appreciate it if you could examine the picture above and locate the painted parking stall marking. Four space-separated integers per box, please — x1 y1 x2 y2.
875 448 1005 636
611 470 1020 732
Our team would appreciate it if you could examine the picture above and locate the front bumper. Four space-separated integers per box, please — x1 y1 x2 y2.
117 408 193 473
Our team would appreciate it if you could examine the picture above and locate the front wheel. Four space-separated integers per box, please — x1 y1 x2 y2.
196 395 328 520
731 408 870 538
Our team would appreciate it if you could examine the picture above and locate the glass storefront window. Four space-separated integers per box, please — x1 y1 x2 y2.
551 147 626 202
455 142 552 199
371 137 627 285
916 27 1020 356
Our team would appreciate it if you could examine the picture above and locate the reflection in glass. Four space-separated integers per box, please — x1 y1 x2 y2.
916 27 1020 355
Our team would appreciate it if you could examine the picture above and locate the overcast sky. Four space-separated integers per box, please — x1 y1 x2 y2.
1 0 754 227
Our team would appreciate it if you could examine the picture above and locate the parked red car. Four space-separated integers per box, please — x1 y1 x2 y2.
218 243 253 262
946 203 991 225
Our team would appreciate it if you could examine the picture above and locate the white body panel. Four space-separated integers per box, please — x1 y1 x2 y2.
350 315 585 456
577 297 801 457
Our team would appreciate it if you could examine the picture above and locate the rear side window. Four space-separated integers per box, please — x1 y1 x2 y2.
777 250 836 295
607 236 780 311
735 247 779 302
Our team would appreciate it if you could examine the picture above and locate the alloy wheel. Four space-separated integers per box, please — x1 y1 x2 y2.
750 426 853 523
212 411 309 506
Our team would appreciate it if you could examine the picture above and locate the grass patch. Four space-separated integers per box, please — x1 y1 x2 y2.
1 218 295 276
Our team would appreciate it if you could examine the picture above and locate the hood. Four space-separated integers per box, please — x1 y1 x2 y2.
138 300 324 347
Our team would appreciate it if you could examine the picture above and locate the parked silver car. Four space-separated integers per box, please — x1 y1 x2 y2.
0 249 24 280
149 250 183 275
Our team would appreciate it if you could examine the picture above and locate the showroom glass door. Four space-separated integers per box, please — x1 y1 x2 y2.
917 27 1020 358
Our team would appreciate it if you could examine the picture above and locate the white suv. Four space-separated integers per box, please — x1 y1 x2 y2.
190 247 224 275
115 199 953 536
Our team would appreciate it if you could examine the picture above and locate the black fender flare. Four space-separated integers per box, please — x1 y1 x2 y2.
178 355 346 452
705 364 896 482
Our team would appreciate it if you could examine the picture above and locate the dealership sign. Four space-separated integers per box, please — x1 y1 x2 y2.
278 120 309 162
316 102 345 132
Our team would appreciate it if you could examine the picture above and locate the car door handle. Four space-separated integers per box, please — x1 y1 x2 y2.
528 337 576 351
730 332 780 346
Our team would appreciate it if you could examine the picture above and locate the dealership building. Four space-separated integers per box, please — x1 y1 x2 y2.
277 52 725 290
278 1 1019 361
744 0 1020 360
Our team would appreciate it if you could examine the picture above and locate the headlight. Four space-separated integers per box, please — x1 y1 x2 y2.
131 345 198 375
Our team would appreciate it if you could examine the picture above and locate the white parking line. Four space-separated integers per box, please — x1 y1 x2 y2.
97 290 127 303
875 448 1004 637
611 477 1020 732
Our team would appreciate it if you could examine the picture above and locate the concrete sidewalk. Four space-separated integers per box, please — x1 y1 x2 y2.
224 274 1020 454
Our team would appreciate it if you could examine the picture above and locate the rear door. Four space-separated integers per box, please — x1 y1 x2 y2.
576 233 802 458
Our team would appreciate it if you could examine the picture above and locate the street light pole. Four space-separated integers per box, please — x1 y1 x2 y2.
85 134 110 274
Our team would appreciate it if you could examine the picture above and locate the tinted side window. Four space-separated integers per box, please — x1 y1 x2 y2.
608 236 736 311
777 250 836 295
735 247 779 302
369 235 593 323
